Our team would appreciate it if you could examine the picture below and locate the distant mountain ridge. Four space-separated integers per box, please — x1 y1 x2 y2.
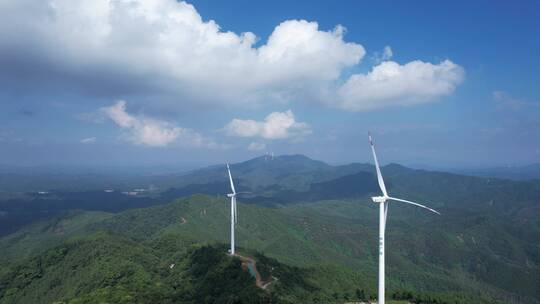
454 163 540 181
3 153 539 194
165 154 374 192
2 154 540 236
166 155 540 216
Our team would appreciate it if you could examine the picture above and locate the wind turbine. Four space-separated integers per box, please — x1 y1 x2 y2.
368 132 440 304
226 164 238 255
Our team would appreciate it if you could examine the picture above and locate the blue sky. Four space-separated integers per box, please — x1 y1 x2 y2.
0 0 539 169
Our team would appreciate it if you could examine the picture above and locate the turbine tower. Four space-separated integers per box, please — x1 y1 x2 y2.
226 164 238 255
368 132 440 304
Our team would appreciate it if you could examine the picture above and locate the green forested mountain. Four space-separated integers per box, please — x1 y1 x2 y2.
0 194 536 303
0 233 271 304
1 155 539 303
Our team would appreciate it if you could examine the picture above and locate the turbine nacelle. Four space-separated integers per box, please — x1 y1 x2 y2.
227 193 235 198
371 196 387 203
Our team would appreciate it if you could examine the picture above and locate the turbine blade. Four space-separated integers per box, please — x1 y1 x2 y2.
369 132 388 197
227 163 236 194
387 197 441 215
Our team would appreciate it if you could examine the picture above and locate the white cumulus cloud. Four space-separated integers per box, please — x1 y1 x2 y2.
225 110 311 140
101 100 217 147
0 1 362 105
337 59 465 111
0 0 464 112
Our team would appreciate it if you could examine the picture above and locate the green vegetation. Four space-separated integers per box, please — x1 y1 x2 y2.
1 194 529 303
0 232 270 304
1 156 539 303
0 230 501 304
0 210 113 262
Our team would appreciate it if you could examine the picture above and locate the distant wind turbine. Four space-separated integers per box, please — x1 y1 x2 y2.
226 164 250 255
368 132 440 304
226 164 238 255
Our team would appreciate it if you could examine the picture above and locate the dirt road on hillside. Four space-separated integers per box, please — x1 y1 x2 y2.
236 254 275 289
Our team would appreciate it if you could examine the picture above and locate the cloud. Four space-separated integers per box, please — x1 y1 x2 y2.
101 100 218 147
0 0 463 112
372 45 393 63
0 1 362 104
224 110 311 140
337 59 464 111
382 46 393 60
493 91 538 111
248 142 266 151
80 137 97 144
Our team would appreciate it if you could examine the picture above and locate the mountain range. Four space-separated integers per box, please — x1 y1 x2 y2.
1 154 539 303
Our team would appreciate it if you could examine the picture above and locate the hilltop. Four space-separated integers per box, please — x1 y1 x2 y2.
0 233 272 304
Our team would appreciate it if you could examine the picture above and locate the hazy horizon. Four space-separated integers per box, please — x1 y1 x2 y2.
2 152 539 176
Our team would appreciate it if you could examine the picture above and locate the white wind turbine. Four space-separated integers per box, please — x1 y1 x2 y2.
368 132 440 304
226 164 237 255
